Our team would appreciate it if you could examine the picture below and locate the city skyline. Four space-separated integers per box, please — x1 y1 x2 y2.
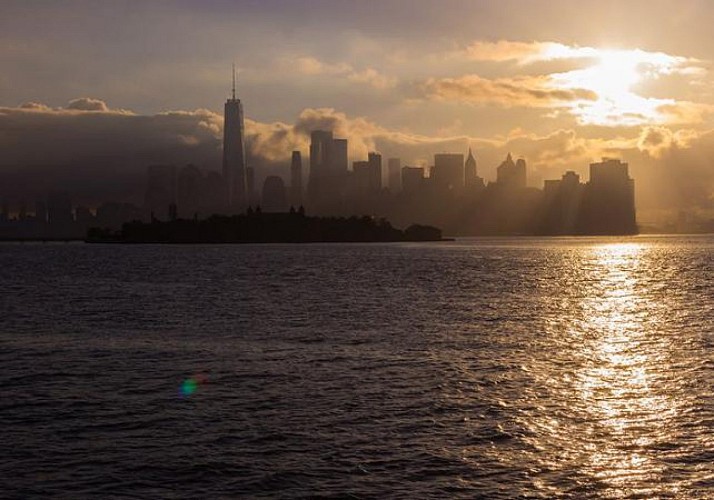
3 1 714 228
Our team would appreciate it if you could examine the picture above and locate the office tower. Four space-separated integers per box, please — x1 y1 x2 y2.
178 164 203 218
388 158 401 192
308 130 349 210
332 139 348 173
579 158 637 234
465 148 485 191
145 165 177 220
541 171 583 235
401 166 425 195
464 148 477 186
352 160 371 196
367 152 382 192
202 171 225 215
496 153 527 189
223 65 248 210
262 176 288 213
432 153 465 192
308 130 333 204
47 191 73 226
290 151 303 207
246 167 256 207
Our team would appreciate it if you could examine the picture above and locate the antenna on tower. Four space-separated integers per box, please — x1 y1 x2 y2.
231 63 236 100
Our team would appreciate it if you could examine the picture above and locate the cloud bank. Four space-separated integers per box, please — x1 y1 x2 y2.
2 98 714 219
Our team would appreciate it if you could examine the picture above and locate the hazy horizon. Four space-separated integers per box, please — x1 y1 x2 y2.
4 0 714 225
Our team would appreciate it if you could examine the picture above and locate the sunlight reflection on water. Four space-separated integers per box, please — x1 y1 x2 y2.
520 242 694 497
2 238 713 498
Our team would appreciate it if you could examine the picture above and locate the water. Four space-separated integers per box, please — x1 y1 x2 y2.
2 236 713 498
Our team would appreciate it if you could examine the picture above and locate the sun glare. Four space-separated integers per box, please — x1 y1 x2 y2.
550 48 684 126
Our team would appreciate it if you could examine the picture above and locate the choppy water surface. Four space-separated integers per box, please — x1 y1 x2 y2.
2 236 713 498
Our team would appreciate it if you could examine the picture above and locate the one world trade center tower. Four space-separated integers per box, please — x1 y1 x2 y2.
222 65 248 210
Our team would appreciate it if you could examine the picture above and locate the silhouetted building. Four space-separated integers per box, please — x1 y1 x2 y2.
246 167 256 207
402 166 425 196
464 148 485 190
540 171 583 234
177 164 203 218
145 165 177 220
496 153 526 189
333 139 348 174
290 151 303 207
432 153 464 194
308 130 348 211
223 67 248 210
579 158 637 234
388 158 401 192
47 191 73 227
368 152 382 193
352 160 371 197
202 171 226 216
262 176 288 213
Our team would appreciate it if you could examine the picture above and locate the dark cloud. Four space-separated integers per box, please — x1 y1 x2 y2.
2 99 714 221
0 100 222 205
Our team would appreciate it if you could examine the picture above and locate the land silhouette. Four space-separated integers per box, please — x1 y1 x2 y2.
86 209 445 244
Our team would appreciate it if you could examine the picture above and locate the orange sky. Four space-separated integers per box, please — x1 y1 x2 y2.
3 1 714 220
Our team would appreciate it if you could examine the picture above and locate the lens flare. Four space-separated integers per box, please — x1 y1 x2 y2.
179 374 208 397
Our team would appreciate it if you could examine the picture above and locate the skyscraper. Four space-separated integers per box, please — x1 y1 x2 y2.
308 130 349 211
367 152 382 193
432 153 465 193
388 158 401 192
223 65 248 210
144 165 177 220
579 158 636 234
290 151 303 207
496 153 526 189
464 148 485 191
308 130 334 203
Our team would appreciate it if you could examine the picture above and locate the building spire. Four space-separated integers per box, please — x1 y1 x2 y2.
232 63 236 100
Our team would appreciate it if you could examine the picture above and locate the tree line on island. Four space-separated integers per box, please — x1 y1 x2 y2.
87 207 445 243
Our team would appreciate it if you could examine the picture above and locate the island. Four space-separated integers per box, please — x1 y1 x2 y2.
86 209 446 244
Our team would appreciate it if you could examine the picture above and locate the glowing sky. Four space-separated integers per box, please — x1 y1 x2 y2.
3 0 714 219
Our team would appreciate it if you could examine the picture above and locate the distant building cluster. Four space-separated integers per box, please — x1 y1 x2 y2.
0 81 638 239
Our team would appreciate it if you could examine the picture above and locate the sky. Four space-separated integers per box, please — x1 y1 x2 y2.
3 0 714 221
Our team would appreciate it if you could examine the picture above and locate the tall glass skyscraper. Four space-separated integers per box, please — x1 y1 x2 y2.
222 67 247 210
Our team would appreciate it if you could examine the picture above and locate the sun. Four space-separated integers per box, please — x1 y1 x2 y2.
549 48 682 126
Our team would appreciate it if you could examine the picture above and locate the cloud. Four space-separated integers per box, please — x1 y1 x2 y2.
0 99 222 204
293 56 396 89
637 126 701 158
0 99 490 204
295 57 352 76
460 40 597 64
3 98 714 218
66 97 110 112
422 74 597 107
19 101 52 111
458 40 698 69
443 40 709 126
